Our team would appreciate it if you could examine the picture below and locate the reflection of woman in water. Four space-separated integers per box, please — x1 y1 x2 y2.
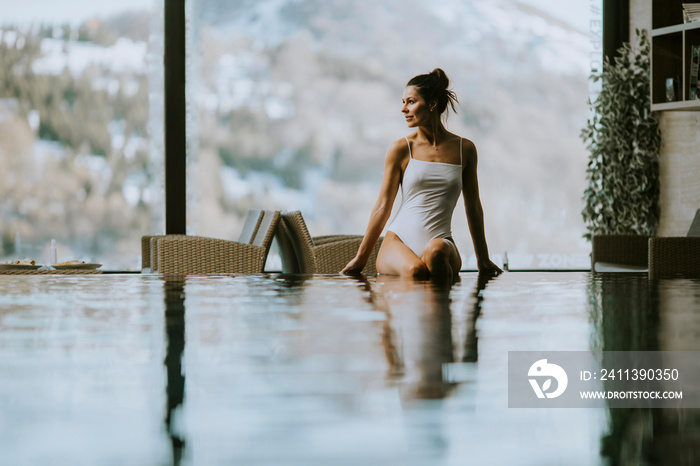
341 68 501 281
368 274 495 401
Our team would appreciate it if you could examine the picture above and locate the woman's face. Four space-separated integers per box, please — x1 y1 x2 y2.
402 86 433 128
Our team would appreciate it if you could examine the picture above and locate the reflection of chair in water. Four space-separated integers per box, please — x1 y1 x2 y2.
275 210 383 274
649 209 700 279
143 209 280 274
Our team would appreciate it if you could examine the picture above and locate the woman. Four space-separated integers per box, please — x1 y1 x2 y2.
341 68 501 281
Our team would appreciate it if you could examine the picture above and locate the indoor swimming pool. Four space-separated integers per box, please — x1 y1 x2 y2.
0 272 698 465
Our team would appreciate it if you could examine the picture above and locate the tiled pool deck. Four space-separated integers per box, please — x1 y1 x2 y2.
0 272 698 465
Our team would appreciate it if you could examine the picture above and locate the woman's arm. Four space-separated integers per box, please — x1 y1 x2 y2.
341 140 406 274
462 139 502 275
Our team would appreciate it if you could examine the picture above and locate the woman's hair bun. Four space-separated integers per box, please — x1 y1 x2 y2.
430 68 449 89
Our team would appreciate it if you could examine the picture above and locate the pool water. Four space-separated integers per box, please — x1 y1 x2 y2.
0 272 698 465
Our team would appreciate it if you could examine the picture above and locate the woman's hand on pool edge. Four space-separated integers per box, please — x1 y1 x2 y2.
341 257 366 276
478 259 503 276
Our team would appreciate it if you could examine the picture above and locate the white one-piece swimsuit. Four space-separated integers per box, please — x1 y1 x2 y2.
387 137 463 258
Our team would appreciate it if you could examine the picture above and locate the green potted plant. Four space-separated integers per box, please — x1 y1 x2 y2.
580 29 661 268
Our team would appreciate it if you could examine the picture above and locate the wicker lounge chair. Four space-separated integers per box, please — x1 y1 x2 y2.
142 209 265 272
591 235 650 272
649 210 700 279
142 209 279 274
275 210 382 275
141 209 265 272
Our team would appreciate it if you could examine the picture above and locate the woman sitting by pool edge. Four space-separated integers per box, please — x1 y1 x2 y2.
341 68 502 282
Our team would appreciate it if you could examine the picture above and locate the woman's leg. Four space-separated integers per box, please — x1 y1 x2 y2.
422 237 462 283
376 232 428 279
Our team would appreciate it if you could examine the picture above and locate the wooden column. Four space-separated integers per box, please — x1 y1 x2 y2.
164 0 187 234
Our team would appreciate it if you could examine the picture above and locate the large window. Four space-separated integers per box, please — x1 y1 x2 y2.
186 0 597 270
0 1 164 270
0 1 600 271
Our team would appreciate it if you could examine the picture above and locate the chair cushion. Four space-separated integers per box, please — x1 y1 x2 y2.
238 209 264 244
280 211 316 273
274 219 301 273
687 209 700 237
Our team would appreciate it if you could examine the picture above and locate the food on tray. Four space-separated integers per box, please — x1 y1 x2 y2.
54 260 85 266
10 259 36 265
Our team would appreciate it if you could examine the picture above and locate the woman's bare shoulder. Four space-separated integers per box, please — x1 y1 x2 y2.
388 136 411 151
385 137 411 163
451 132 474 146
459 137 477 159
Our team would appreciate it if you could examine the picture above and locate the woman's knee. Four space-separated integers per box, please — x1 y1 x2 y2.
423 240 451 264
423 240 461 275
401 261 428 278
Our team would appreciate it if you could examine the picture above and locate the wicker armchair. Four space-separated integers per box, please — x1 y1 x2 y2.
142 209 279 274
275 210 383 275
648 210 700 279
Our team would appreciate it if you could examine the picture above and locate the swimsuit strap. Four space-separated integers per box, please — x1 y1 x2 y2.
459 138 463 166
404 137 413 158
